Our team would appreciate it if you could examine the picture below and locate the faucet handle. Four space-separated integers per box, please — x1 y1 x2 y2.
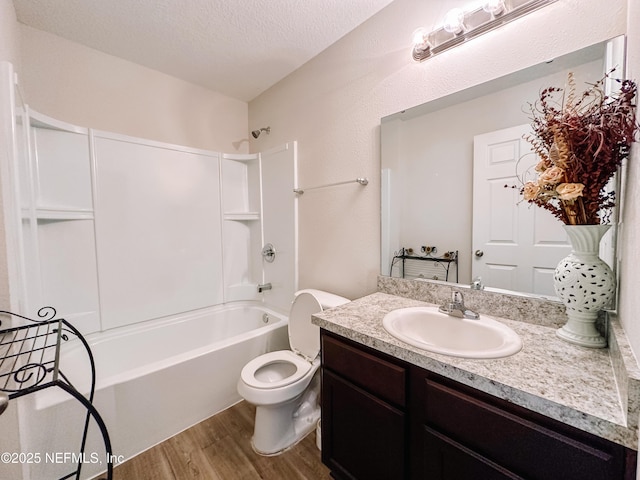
471 276 484 290
452 291 464 304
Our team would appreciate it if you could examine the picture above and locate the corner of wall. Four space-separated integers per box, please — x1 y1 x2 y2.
0 0 21 70
618 0 640 363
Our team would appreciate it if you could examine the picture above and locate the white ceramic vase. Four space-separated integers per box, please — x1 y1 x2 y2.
553 225 615 348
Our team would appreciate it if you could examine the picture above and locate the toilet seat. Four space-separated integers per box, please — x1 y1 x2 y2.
288 291 323 360
240 350 312 389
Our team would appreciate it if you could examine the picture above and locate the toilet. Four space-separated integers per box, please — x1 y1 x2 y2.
237 289 349 455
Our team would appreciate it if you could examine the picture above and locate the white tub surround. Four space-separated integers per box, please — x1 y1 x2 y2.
0 80 298 335
312 288 640 451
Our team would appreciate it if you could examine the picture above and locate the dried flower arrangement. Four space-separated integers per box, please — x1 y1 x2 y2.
520 71 638 225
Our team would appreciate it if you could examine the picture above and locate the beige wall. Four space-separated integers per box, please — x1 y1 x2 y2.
0 0 20 69
19 25 249 153
248 0 632 324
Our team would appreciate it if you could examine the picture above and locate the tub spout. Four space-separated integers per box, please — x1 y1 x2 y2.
257 283 272 293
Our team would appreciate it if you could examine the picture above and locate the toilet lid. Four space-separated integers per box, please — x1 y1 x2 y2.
240 350 312 389
288 292 323 360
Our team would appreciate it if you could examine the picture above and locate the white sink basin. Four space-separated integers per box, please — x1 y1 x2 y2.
382 306 522 359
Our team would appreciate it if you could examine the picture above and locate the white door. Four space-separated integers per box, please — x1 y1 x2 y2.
472 125 570 296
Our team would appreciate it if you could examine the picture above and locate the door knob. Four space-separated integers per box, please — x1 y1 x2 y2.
475 250 484 258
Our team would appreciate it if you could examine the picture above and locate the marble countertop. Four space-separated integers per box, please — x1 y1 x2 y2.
312 291 640 450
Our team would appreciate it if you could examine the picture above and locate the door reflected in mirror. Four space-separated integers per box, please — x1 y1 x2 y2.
472 124 572 297
381 37 624 299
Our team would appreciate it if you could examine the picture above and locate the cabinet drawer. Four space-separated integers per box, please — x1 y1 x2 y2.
322 332 406 407
422 374 626 480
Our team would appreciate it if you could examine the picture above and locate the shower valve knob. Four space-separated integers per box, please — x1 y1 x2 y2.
262 243 276 263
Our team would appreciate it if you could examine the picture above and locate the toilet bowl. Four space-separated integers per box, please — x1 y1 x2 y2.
237 289 349 455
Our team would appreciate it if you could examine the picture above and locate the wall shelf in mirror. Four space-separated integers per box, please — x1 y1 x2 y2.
390 248 458 283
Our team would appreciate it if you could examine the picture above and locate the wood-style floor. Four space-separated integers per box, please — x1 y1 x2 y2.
110 401 332 480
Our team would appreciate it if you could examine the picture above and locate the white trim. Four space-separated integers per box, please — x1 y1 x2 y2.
222 152 259 161
28 109 88 135
0 62 23 312
92 128 220 158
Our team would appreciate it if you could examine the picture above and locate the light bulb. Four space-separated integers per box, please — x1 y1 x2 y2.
443 8 465 34
411 27 431 53
482 0 506 16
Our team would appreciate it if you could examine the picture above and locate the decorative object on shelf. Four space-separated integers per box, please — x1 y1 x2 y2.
519 71 638 347
411 0 557 62
521 72 638 225
554 225 615 347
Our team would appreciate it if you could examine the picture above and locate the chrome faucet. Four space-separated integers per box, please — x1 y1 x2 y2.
439 291 479 319
257 282 272 293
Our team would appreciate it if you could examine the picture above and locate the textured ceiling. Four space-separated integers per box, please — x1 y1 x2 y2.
13 0 395 102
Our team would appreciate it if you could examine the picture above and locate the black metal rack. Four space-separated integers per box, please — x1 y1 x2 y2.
0 307 113 480
390 248 459 283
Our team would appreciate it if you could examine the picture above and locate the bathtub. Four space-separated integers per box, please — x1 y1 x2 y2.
20 302 289 480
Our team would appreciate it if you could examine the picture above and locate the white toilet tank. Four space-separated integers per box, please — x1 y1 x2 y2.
289 289 349 360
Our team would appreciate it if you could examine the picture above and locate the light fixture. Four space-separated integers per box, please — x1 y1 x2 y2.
482 0 506 16
411 0 558 62
411 27 431 54
442 8 465 35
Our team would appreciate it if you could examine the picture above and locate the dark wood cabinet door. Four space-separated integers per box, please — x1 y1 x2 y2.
322 369 407 480
422 427 524 480
412 370 631 480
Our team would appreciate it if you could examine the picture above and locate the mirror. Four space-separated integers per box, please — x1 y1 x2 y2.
381 36 625 299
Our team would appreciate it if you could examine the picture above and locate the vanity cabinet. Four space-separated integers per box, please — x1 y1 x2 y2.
320 330 637 480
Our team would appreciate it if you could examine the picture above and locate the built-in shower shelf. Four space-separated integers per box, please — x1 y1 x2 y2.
22 207 94 221
223 212 260 221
